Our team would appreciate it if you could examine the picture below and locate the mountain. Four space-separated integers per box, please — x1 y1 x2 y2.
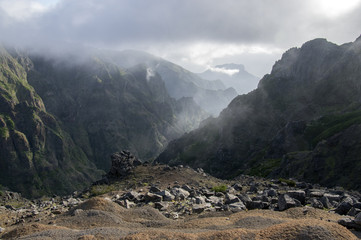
199 63 259 94
98 50 237 116
0 47 208 197
157 36 361 190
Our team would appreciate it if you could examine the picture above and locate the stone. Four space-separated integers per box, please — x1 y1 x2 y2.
158 190 175 201
124 191 142 202
278 194 296 211
310 198 324 209
338 217 361 230
225 194 241 204
144 192 162 203
0 227 4 233
119 199 136 209
347 207 361 217
154 202 169 211
320 196 333 209
266 188 277 197
287 190 306 204
247 200 265 210
195 196 206 204
107 151 142 178
171 188 190 200
232 183 243 191
355 212 361 225
323 193 341 202
249 185 258 193
238 194 252 204
309 191 324 198
149 186 161 193
335 197 353 215
192 204 208 214
208 196 223 206
182 184 193 192
228 202 246 212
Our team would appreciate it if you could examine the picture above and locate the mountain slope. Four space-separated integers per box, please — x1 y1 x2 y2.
157 36 361 190
0 48 208 197
0 47 102 197
98 50 237 116
199 63 259 94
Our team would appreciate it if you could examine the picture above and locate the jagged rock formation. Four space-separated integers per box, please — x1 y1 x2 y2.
107 151 142 179
157 36 361 191
199 63 259 94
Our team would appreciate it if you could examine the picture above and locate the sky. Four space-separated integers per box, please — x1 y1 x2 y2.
0 0 361 77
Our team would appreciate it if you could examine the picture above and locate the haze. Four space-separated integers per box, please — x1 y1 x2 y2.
0 0 360 77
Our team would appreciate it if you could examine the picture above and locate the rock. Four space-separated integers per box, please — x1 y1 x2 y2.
149 186 162 193
171 188 190 200
309 198 323 209
225 194 240 204
309 191 324 198
208 196 223 206
119 199 136 209
0 227 4 233
158 190 175 201
265 188 277 197
192 204 210 214
335 197 353 215
278 194 296 211
154 202 169 211
232 183 243 191
124 191 142 202
228 202 246 212
247 200 265 210
355 212 361 225
347 207 361 217
195 196 206 204
181 184 193 192
323 193 341 202
287 190 306 204
170 212 179 219
354 202 361 209
144 192 162 203
338 217 361 230
249 185 258 193
72 209 84 216
238 194 252 204
320 196 333 209
107 151 142 178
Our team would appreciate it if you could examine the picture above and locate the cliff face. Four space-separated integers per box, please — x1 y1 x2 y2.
0 47 103 197
157 37 361 190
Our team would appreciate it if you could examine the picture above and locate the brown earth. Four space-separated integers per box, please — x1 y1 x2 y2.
1 197 358 239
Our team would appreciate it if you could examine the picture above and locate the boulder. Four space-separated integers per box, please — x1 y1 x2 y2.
335 197 353 215
287 190 305 204
225 194 241 204
310 198 323 209
154 202 169 211
144 192 162 203
171 188 190 200
192 203 211 214
355 212 361 225
228 202 246 212
158 190 175 201
107 151 142 178
278 194 296 211
247 200 265 210
320 196 333 209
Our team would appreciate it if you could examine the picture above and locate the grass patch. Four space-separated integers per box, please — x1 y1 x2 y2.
279 178 296 187
212 184 227 193
89 184 116 196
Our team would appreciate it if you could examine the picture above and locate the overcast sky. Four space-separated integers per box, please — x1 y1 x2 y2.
0 0 360 77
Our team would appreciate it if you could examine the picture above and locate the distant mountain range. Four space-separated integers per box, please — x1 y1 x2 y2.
158 36 361 191
199 63 259 94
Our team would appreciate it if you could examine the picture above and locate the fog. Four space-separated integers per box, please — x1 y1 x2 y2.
0 0 361 77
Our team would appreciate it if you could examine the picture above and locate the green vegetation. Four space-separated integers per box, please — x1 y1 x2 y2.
305 110 361 147
89 184 116 196
279 178 296 187
212 184 227 193
249 158 282 177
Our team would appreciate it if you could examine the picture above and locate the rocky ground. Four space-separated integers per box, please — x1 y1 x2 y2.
1 151 361 239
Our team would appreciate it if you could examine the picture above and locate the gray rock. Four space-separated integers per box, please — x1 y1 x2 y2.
353 202 361 209
347 207 361 217
208 196 223 206
171 188 190 200
247 200 265 210
144 192 162 203
233 183 243 191
119 199 136 209
335 197 353 215
192 203 211 213
265 188 277 197
181 184 193 192
355 212 361 225
0 227 4 233
149 186 161 193
310 198 324 209
158 190 175 201
124 191 142 202
225 194 240 204
278 194 296 211
320 196 333 209
338 217 361 230
154 202 169 211
228 202 246 212
309 191 324 198
287 190 306 204
107 151 142 178
323 193 341 202
238 194 252 204
195 196 206 204
249 185 258 193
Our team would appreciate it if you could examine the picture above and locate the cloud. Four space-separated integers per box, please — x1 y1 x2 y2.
208 66 239 76
0 0 360 77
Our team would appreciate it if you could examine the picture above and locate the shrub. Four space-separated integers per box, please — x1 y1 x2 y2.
212 184 227 193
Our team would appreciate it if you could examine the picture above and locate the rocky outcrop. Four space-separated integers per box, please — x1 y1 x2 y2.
107 151 142 179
